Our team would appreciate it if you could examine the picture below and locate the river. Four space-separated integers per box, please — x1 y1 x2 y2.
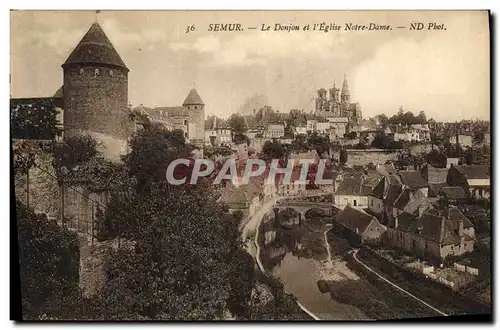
260 215 369 320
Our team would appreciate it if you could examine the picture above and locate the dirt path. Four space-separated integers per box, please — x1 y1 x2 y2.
351 249 448 316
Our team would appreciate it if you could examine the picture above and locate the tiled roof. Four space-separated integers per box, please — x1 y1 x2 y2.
409 213 460 245
335 205 376 234
453 165 490 180
442 186 467 200
448 207 474 229
388 212 416 230
393 188 410 210
182 88 205 106
336 175 364 195
421 164 449 184
398 171 428 189
428 183 448 196
383 183 403 206
62 22 128 70
369 179 385 198
156 106 188 117
403 190 433 215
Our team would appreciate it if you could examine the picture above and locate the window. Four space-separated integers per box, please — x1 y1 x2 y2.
371 200 374 206
94 68 100 76
353 200 357 206
184 120 188 125
110 70 114 76
79 68 84 75
195 106 197 110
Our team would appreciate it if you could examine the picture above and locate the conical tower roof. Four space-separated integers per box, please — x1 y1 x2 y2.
183 88 205 106
341 74 350 95
62 22 128 71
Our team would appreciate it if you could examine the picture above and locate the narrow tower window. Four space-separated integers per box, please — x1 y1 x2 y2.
95 68 100 76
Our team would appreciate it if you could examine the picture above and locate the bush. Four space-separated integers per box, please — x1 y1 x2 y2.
16 200 81 319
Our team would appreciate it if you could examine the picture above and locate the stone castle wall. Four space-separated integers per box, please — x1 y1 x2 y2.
63 64 129 141
13 139 60 218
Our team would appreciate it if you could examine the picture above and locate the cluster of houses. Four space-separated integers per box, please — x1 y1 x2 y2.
216 136 490 267
331 161 490 265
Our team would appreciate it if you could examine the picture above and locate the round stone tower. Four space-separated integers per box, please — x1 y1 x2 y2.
61 22 130 162
182 88 205 150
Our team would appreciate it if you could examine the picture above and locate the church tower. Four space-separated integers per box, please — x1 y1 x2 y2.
182 87 205 151
62 22 130 162
341 74 350 103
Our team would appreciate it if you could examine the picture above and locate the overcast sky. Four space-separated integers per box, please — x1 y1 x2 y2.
10 10 489 121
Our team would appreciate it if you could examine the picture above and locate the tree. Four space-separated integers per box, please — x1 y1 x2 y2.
97 182 244 320
290 135 309 153
53 134 99 171
11 98 62 140
16 200 83 319
376 114 388 127
371 132 391 149
425 149 447 168
228 114 247 137
262 140 287 159
307 133 330 156
418 111 427 124
92 126 255 320
339 149 348 164
123 124 188 192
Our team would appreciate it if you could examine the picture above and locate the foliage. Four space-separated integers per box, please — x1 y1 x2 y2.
232 210 244 224
307 133 330 156
234 133 250 145
375 114 389 127
460 205 491 236
12 147 36 178
16 200 82 319
290 135 309 153
53 134 99 171
425 149 448 168
371 132 403 149
343 131 357 139
339 149 348 164
92 124 258 320
228 114 247 136
123 124 189 191
248 272 309 320
262 140 288 159
205 144 233 158
353 142 369 150
11 98 62 140
387 107 427 126
227 249 255 318
96 182 243 319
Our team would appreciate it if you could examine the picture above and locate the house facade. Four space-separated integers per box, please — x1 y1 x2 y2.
447 165 490 200
386 209 475 265
334 205 386 246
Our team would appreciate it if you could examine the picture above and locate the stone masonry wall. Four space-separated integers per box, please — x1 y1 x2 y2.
63 64 129 141
13 139 60 218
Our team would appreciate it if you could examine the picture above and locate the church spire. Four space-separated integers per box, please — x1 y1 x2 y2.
341 73 350 103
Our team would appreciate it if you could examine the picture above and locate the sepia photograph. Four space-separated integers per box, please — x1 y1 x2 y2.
10 9 491 321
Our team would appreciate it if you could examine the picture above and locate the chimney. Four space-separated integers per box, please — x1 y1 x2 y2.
458 219 464 237
418 205 425 218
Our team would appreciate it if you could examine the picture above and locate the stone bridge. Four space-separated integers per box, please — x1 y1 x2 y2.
273 202 333 226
